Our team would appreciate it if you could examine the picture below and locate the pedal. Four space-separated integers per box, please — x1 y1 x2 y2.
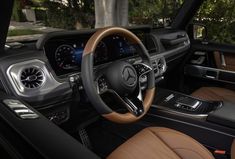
78 128 92 149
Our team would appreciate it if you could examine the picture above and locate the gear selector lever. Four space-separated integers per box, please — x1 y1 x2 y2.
175 97 201 111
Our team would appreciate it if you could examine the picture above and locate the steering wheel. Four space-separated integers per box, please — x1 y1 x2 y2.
81 27 155 124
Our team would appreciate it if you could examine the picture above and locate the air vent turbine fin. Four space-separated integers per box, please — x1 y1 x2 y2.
20 67 44 89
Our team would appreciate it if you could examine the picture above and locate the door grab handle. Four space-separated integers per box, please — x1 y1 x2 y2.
221 53 226 67
205 75 216 79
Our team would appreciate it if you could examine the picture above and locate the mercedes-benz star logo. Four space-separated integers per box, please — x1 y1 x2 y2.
122 66 137 86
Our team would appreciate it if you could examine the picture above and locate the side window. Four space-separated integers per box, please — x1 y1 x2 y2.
193 0 235 45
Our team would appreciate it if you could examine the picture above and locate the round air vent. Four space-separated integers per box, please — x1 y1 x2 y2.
20 67 45 89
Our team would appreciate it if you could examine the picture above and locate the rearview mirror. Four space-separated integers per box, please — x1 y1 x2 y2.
193 24 207 40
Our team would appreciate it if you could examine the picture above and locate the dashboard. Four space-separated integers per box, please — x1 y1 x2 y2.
2 27 190 110
44 34 142 76
1 27 190 124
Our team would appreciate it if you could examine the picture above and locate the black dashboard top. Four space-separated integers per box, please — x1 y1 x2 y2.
36 25 152 50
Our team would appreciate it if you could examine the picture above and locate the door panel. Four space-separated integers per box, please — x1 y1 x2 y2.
183 0 235 93
0 92 100 159
183 41 235 92
214 51 235 71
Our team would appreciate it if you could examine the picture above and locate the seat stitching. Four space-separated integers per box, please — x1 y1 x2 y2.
154 129 213 156
147 128 214 159
173 148 207 159
145 129 182 159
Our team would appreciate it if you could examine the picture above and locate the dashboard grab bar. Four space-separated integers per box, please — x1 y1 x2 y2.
161 37 188 46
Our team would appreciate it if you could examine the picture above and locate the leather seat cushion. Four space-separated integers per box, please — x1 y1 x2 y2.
107 127 214 159
191 87 235 103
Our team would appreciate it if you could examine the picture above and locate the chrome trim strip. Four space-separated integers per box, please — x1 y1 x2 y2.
186 64 235 76
152 104 208 119
3 99 39 119
221 52 226 67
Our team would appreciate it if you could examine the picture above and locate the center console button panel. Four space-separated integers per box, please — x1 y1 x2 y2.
153 88 222 116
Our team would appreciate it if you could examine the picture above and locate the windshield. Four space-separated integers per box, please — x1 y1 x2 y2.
7 0 184 42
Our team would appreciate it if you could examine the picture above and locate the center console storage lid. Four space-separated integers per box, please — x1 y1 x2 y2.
207 102 235 129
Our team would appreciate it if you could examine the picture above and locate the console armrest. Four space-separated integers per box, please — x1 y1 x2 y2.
207 102 235 129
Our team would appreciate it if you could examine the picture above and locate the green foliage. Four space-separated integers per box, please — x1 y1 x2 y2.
34 8 47 21
129 0 235 45
194 0 235 44
12 0 26 22
129 0 184 27
8 29 42 36
39 0 184 29
14 0 234 45
43 0 94 29
44 0 183 29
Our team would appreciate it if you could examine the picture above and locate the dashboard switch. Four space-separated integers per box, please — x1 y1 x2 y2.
133 63 152 76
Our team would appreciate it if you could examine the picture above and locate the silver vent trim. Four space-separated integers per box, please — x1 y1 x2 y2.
7 59 62 97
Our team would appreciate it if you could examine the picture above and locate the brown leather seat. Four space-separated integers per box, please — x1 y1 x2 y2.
192 87 235 103
107 127 214 159
232 140 235 159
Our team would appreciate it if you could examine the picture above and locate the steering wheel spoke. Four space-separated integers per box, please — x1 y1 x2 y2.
108 89 144 117
122 96 144 117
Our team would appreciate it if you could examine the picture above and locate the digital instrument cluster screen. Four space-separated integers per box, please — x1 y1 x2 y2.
45 35 140 76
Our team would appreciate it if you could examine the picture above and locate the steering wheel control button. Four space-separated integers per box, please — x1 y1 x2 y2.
3 99 39 119
133 63 152 76
139 75 147 83
97 76 108 94
122 66 137 87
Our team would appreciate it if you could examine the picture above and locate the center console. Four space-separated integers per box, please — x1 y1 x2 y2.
145 88 235 157
207 102 235 129
153 89 222 118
